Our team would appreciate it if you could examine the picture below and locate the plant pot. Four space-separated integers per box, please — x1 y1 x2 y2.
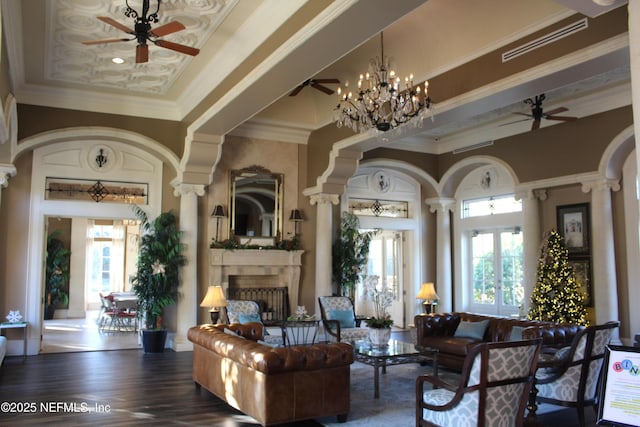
369 327 391 348
44 304 56 320
142 329 167 353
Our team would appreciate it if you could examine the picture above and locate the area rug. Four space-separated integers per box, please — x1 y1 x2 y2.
319 361 563 427
319 361 456 427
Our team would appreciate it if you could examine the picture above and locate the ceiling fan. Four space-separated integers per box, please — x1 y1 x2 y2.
506 94 577 131
82 0 200 64
289 78 340 96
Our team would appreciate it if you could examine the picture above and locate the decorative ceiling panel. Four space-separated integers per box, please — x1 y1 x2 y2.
46 0 234 95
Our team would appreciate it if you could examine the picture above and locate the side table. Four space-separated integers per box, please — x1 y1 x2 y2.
283 319 319 346
0 322 28 358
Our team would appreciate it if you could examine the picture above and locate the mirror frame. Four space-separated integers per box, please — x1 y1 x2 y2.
229 166 283 244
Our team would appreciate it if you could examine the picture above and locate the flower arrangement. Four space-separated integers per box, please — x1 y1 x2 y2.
287 305 315 321
362 275 394 329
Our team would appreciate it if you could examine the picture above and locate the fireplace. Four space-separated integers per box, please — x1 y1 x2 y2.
209 249 303 316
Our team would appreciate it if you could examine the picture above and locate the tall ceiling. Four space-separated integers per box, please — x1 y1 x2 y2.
1 0 631 154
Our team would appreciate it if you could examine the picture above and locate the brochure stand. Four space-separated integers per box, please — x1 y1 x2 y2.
597 345 640 426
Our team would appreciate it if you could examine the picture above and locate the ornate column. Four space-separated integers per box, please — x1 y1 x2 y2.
172 182 205 351
0 165 17 209
582 179 620 334
629 2 640 215
309 193 340 313
517 189 547 312
425 198 455 313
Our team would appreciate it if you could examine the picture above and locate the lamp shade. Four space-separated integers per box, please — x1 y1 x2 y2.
200 285 227 308
417 282 438 302
211 205 226 218
289 209 304 221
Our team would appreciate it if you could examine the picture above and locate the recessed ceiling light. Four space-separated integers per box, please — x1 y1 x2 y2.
112 57 124 64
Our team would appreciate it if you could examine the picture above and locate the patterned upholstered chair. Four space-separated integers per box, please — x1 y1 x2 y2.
416 338 542 427
532 321 619 427
225 299 284 346
318 296 369 343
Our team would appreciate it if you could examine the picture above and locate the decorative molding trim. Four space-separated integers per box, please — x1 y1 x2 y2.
308 193 340 206
229 119 312 145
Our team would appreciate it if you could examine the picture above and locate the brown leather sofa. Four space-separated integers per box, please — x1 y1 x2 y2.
414 312 583 370
188 323 354 426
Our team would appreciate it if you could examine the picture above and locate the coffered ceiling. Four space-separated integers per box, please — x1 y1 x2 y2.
1 0 632 154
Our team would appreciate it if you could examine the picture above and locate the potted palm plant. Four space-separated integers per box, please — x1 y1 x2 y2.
44 230 70 320
332 212 377 299
131 207 186 352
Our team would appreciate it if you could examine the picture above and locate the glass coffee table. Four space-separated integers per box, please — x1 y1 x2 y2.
352 339 438 398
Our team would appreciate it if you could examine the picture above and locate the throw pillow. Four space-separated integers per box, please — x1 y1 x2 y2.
237 313 263 324
509 326 526 341
453 319 489 340
327 309 355 329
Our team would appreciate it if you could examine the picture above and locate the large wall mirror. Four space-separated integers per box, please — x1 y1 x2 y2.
229 166 283 243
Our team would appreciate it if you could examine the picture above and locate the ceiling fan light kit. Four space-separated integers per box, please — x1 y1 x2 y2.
82 0 200 64
334 32 433 133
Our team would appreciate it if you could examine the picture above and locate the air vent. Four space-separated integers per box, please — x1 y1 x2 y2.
502 18 588 63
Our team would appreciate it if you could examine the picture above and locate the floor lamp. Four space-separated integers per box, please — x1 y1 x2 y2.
417 282 439 314
200 285 227 324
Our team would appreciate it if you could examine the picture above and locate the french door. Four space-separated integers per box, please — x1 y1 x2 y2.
470 229 524 315
364 231 404 327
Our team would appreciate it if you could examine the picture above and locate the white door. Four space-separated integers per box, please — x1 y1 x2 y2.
365 231 404 327
470 229 524 315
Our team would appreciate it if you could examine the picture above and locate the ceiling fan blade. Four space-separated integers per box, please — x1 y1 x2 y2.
82 38 130 45
312 78 340 84
311 83 334 95
499 117 530 127
512 112 533 118
545 115 577 122
97 16 134 35
289 85 304 96
136 44 149 63
149 21 186 38
532 119 541 131
153 40 200 56
542 107 568 116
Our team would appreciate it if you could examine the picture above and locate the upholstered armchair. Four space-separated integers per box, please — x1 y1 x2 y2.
225 299 285 346
416 338 542 427
318 296 369 342
532 321 619 427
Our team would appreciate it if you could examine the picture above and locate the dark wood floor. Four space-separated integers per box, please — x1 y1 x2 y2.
0 342 600 426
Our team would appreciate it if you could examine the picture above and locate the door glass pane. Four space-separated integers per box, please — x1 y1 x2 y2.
500 231 524 307
472 233 495 304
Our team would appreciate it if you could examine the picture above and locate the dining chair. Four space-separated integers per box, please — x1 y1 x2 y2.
532 321 619 427
318 296 370 343
416 338 542 427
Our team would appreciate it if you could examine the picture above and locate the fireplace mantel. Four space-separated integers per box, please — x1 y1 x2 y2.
209 249 304 313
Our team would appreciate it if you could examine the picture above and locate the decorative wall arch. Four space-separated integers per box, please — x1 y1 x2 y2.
598 124 635 180
438 155 520 198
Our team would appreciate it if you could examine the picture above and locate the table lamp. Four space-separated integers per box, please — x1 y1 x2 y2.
200 285 227 324
289 209 304 235
417 282 439 314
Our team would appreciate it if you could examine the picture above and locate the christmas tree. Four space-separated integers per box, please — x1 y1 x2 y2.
528 230 588 325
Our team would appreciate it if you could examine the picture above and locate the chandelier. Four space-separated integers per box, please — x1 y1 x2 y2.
334 33 432 133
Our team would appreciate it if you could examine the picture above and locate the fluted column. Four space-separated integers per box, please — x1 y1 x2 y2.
172 182 205 351
309 193 340 313
425 198 455 312
517 189 547 312
582 179 620 335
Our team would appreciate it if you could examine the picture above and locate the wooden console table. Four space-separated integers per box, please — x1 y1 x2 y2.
0 322 28 358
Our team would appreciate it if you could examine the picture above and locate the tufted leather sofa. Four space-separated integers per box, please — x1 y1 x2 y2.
188 323 354 426
414 312 583 370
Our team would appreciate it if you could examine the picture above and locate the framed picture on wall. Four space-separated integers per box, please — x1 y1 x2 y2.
568 258 592 307
557 203 590 255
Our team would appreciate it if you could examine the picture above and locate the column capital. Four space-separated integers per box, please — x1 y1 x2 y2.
308 193 340 206
515 188 547 201
171 181 206 197
425 197 455 214
0 164 17 188
581 178 620 194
